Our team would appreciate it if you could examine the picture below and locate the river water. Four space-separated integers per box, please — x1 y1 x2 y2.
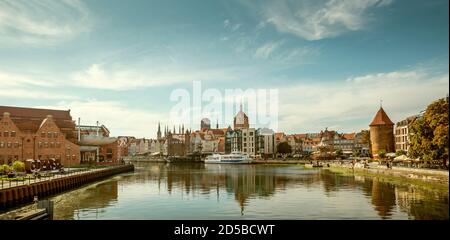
49 162 448 220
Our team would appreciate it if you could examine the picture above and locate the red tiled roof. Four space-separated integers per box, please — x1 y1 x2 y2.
342 133 356 140
0 105 72 119
0 105 77 141
370 107 394 126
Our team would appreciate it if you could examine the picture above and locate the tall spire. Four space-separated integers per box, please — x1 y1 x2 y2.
216 119 219 129
240 101 243 112
157 121 162 139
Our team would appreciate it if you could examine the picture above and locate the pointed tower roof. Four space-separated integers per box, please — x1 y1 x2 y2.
370 107 394 126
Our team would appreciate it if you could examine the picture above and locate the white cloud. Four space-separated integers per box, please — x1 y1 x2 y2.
0 70 55 87
224 19 230 28
255 0 393 40
70 64 237 91
0 89 78 100
0 0 91 46
254 41 284 59
278 68 449 133
37 100 166 138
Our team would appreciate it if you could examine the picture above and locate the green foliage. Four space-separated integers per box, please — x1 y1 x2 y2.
335 149 343 157
0 164 11 174
12 161 25 172
396 150 407 157
359 130 370 144
409 98 449 166
378 150 387 159
352 150 361 157
277 142 292 154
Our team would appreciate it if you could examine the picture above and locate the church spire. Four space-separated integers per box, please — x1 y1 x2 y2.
157 121 162 139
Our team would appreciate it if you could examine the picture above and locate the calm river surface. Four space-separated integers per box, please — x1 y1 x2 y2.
50 162 448 220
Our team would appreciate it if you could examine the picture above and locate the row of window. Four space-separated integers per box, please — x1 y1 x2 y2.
0 131 61 139
395 127 408 135
396 136 408 143
0 142 20 148
41 132 60 138
0 131 17 138
38 142 62 149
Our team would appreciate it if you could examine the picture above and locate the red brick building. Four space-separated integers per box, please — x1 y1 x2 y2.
0 106 80 166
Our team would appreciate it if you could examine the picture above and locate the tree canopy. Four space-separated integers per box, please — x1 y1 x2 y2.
277 142 292 155
409 98 448 167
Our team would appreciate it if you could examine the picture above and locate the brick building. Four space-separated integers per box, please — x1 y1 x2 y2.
0 106 80 166
369 107 395 158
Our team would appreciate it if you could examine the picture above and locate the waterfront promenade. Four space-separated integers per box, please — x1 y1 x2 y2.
0 164 134 210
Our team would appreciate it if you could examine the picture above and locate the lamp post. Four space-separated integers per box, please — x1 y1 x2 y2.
67 146 71 174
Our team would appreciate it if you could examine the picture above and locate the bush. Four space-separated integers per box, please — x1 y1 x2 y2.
12 161 25 172
0 164 11 174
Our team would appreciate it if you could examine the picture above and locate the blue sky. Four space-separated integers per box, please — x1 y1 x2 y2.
0 0 448 138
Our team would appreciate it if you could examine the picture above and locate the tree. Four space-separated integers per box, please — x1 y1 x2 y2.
409 98 449 168
277 142 292 158
396 150 407 157
352 149 361 157
0 164 11 174
335 149 343 159
12 161 25 172
378 150 386 160
360 130 370 144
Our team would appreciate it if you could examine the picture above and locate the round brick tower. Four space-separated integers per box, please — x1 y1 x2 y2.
369 107 395 158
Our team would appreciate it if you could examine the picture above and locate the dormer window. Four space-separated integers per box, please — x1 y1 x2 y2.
11 131 16 137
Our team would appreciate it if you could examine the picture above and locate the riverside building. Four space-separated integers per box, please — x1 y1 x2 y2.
0 106 80 166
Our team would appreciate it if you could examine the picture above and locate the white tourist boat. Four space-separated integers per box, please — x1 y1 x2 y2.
204 152 253 164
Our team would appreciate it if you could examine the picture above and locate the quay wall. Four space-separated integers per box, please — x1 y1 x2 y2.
0 165 134 210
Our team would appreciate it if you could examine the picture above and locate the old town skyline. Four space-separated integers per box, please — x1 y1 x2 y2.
0 0 449 138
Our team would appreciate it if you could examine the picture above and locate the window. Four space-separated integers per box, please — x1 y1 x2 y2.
38 142 43 148
50 142 55 148
56 142 61 148
41 132 46 138
0 142 3 148
47 132 52 138
44 142 48 148
11 131 16 137
3 131 9 137
13 142 19 148
54 132 58 138
7 142 12 148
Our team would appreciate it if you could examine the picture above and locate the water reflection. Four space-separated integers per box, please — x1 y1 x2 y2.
52 162 448 220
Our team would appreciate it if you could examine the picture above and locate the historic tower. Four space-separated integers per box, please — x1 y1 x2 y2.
369 106 395 158
233 103 249 130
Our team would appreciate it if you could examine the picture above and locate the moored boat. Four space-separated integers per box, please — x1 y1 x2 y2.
204 152 253 164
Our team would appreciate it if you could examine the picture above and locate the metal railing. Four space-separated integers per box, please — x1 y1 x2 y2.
0 162 129 190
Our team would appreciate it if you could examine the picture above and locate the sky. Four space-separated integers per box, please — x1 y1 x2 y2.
0 0 448 138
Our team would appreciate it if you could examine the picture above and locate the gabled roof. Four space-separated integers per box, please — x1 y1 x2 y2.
0 106 77 141
370 107 394 126
342 133 356 140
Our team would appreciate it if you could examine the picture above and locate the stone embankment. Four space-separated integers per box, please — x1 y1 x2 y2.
329 163 449 185
0 164 134 210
